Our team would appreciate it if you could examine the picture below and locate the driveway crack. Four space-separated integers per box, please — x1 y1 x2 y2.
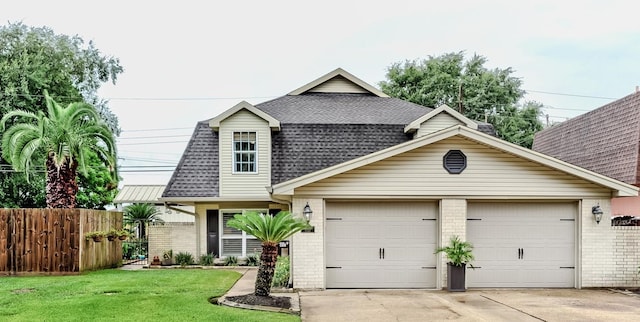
363 292 399 322
480 295 546 322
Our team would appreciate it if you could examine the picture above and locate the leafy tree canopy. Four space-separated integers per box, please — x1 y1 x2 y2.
380 51 544 148
0 22 123 208
1 92 118 208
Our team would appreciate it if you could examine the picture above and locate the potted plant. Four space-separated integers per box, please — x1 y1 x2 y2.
117 229 130 240
106 229 119 241
162 249 173 266
85 231 106 242
435 235 474 292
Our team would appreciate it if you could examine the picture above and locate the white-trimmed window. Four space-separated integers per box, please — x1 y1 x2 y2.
233 131 257 173
221 210 264 257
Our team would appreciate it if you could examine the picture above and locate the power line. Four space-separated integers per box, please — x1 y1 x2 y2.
121 127 193 133
118 140 188 146
524 89 617 100
108 96 277 101
118 134 191 140
119 157 178 164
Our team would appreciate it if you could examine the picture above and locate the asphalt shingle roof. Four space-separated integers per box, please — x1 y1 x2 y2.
532 91 640 185
163 121 219 198
271 124 412 184
255 93 432 124
163 93 498 198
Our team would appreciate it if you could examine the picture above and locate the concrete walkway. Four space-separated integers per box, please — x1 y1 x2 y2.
218 268 300 315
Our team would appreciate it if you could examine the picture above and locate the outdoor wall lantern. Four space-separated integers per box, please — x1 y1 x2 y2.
302 202 315 233
592 204 604 224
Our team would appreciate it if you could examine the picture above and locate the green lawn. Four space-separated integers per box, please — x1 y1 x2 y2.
0 269 299 322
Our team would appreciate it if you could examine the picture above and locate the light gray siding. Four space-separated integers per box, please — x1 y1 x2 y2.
415 113 465 138
219 110 271 197
296 137 610 198
307 75 370 94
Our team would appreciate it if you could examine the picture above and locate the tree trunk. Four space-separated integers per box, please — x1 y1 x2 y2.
255 242 278 296
45 155 78 208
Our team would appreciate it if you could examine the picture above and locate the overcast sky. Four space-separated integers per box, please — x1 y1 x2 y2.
3 0 640 187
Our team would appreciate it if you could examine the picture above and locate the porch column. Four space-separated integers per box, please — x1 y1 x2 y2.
291 197 324 289
439 199 467 289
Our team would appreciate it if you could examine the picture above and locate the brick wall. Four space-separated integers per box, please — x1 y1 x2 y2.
439 199 467 288
291 198 324 289
581 198 640 287
148 222 197 263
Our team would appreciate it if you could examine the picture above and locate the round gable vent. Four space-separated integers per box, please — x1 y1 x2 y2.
443 150 466 174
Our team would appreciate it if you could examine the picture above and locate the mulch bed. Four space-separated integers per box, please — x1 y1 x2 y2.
226 294 291 309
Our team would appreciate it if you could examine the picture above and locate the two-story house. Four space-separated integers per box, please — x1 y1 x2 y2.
161 68 637 290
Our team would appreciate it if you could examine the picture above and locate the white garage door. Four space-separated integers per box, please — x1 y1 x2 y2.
467 202 576 288
325 201 437 288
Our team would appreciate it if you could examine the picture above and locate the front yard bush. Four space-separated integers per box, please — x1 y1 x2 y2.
272 256 290 287
175 252 194 266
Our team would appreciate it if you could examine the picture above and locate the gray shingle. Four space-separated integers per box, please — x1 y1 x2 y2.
162 121 219 198
256 93 432 124
271 124 412 184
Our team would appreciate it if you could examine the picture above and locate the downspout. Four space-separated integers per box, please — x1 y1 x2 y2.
267 186 295 288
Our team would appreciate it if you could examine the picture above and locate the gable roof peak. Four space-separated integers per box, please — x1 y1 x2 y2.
208 100 280 131
288 68 389 97
404 104 478 134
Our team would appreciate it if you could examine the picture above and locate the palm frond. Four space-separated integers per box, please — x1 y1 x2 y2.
227 211 310 243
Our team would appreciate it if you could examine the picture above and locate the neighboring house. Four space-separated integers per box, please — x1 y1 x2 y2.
533 91 640 218
161 68 638 289
114 185 196 258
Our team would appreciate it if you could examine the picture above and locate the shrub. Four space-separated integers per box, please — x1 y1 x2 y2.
175 252 194 267
245 254 259 266
271 256 290 287
199 253 215 266
224 256 238 266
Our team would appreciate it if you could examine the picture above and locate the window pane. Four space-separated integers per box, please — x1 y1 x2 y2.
223 213 241 235
246 239 262 255
222 239 242 256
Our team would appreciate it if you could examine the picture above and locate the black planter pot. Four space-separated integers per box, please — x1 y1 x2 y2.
446 262 466 292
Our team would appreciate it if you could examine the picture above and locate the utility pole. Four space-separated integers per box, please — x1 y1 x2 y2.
458 83 464 114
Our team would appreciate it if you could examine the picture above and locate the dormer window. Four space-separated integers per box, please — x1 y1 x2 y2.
233 131 257 173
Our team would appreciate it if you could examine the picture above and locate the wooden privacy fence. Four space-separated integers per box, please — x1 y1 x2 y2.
0 208 123 275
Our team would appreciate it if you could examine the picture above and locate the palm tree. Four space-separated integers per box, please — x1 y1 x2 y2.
227 211 309 296
0 91 117 208
123 203 164 238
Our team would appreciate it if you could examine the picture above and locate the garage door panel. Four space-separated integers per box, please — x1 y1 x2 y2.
326 201 437 288
467 202 576 288
326 245 382 266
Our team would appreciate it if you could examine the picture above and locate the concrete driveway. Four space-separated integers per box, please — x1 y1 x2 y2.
299 289 640 321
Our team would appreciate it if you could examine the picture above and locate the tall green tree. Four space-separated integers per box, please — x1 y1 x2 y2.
0 22 123 208
123 203 164 239
227 211 309 297
379 52 544 148
1 92 118 208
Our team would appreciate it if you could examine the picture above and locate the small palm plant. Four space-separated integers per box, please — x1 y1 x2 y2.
123 203 164 238
435 235 474 267
227 211 309 296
